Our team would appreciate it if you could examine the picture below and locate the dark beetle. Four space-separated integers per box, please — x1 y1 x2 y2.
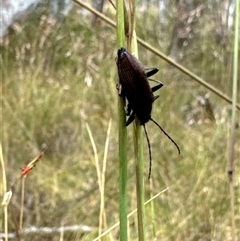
116 47 180 178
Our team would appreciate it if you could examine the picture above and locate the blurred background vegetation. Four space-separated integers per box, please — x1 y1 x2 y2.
1 0 239 240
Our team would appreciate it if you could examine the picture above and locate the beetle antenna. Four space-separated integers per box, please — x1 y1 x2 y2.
150 118 180 154
143 124 152 179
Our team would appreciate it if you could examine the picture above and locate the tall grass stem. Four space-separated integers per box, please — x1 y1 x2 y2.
1 143 9 241
126 0 146 239
86 123 103 235
19 177 26 241
116 0 128 240
228 0 239 240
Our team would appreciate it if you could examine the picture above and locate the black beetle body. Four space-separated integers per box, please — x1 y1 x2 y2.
116 48 163 126
116 47 180 178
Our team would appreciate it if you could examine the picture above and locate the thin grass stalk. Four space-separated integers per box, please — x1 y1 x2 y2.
116 0 128 240
86 123 103 236
228 0 239 240
150 179 156 239
86 120 113 239
1 143 9 241
133 119 145 241
135 39 240 111
3 205 8 241
101 119 112 236
59 222 64 241
19 177 26 241
73 0 240 110
127 0 146 239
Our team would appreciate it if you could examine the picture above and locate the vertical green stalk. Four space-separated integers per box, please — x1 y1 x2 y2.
150 179 156 238
19 177 26 241
133 120 145 241
1 143 9 241
117 0 145 239
128 0 146 240
228 0 239 240
116 0 128 240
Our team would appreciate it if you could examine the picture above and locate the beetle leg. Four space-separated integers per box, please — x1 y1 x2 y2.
148 78 163 84
116 83 124 96
154 95 159 101
117 83 128 113
126 112 136 126
126 103 132 116
152 83 163 92
145 68 159 77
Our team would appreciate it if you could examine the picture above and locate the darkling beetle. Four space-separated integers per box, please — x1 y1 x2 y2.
116 47 180 179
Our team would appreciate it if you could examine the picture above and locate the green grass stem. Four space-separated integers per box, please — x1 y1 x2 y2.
133 121 146 241
127 0 146 239
1 143 9 241
116 0 128 240
19 176 26 240
228 0 239 239
150 179 156 239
